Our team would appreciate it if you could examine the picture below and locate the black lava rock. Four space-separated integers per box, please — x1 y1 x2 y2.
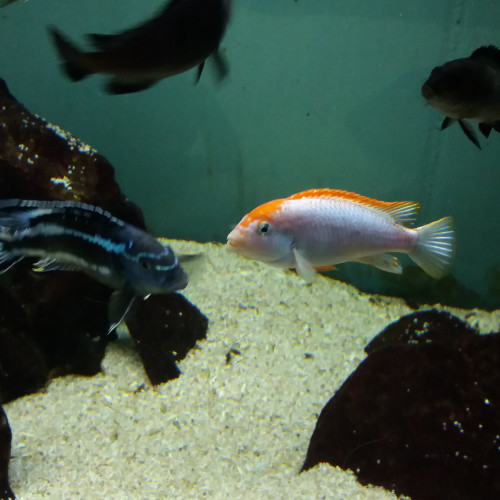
126 293 208 384
0 406 14 500
301 310 500 500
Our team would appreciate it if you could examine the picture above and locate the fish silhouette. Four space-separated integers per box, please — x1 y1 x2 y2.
49 0 231 94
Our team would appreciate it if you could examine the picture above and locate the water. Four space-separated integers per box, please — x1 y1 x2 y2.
0 0 499 307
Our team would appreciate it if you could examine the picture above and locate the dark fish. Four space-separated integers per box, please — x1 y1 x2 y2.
421 45 500 149
48 0 232 94
0 199 189 333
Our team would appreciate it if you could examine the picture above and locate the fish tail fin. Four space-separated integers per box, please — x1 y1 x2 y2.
409 216 455 279
48 27 89 81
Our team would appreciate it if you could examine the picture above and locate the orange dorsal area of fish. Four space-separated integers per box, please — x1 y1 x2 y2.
287 189 422 226
239 198 286 228
239 189 421 229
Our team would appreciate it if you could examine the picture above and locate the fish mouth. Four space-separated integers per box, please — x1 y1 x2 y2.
226 230 244 251
169 266 188 291
421 83 435 100
227 238 240 249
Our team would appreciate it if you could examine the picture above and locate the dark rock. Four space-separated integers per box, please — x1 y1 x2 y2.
126 293 208 385
364 309 477 353
301 310 500 500
0 406 14 500
0 285 48 403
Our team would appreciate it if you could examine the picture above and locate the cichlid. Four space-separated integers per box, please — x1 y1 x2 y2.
49 0 232 94
0 199 188 332
422 45 500 149
227 189 455 283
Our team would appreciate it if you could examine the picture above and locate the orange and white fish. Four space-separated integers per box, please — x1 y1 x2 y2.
227 189 455 283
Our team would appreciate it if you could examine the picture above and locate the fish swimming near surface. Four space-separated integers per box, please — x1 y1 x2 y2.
0 199 189 332
421 45 500 149
48 0 232 94
227 189 455 283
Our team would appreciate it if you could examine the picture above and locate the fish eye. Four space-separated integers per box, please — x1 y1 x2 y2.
258 221 271 236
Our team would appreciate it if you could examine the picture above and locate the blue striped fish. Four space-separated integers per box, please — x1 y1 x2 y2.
0 199 189 333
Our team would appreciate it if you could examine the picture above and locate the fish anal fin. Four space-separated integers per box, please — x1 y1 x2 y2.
287 189 421 225
354 254 402 274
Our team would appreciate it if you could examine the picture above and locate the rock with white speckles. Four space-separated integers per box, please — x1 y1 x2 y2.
302 310 500 500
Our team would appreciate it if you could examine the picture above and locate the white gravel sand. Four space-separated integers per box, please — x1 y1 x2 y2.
5 240 500 499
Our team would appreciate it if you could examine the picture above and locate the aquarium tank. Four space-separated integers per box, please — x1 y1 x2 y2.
1 0 499 309
2 2 500 500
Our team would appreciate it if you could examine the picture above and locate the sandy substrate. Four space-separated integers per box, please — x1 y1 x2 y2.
5 241 500 499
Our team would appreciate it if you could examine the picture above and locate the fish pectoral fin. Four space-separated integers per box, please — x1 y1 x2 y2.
441 117 455 130
32 257 79 273
108 289 136 334
458 119 481 149
292 248 317 284
479 122 493 138
354 254 402 274
211 50 230 81
106 77 157 95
